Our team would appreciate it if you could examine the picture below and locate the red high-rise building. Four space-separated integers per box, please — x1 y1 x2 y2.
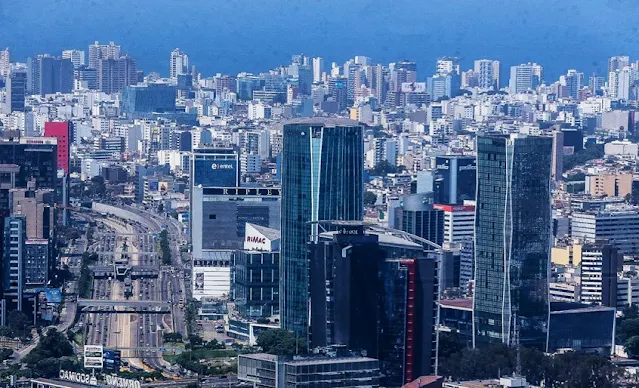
44 121 72 173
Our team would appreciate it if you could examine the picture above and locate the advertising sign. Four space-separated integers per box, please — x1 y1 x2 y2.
401 82 426 93
195 273 204 290
84 345 104 369
193 159 238 187
59 370 98 385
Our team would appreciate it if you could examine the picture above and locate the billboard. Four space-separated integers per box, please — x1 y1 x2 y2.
193 159 239 187
84 345 104 369
195 273 204 290
401 82 426 93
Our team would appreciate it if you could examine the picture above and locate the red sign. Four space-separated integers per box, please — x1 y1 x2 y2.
433 204 475 212
246 236 266 244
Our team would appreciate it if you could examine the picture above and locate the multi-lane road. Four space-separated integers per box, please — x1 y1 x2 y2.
78 208 188 374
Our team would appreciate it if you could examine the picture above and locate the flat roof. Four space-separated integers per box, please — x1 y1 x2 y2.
283 117 361 127
30 378 93 388
440 298 473 310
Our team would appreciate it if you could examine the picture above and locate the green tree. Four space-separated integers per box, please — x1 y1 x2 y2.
256 329 305 356
364 191 377 206
625 336 639 356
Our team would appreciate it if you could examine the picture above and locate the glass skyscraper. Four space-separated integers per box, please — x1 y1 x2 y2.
280 118 364 339
473 134 552 350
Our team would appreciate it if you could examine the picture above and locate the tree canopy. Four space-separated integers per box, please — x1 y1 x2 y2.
256 329 306 356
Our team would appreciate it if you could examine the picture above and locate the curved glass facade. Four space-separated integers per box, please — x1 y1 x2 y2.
280 119 363 339
473 134 552 350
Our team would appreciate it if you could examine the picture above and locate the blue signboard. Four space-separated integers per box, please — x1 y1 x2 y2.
193 159 239 187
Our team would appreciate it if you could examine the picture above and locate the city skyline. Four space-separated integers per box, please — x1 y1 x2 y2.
1 0 639 80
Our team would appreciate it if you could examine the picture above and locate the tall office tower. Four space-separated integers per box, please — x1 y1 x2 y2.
0 48 9 78
372 64 388 103
346 64 362 101
580 241 621 307
97 57 137 94
433 204 476 243
437 56 460 75
564 69 584 100
61 49 86 68
312 57 324 83
473 134 552 349
390 193 444 246
169 48 189 79
10 188 55 241
3 216 25 311
427 73 458 100
609 67 632 100
309 223 438 386
432 155 477 204
280 118 364 339
26 55 74 96
44 121 72 174
609 55 630 74
474 59 500 89
88 41 121 68
296 65 313 95
551 130 564 181
74 65 98 90
6 70 26 113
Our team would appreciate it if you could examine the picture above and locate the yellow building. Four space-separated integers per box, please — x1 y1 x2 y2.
585 172 633 198
551 243 582 266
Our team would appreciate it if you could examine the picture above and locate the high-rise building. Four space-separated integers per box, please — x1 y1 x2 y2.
390 193 444 246
580 241 621 307
97 57 137 94
608 55 630 74
189 147 240 188
309 223 438 386
10 188 55 240
437 56 460 75
121 84 176 115
608 67 631 100
88 41 121 69
74 65 98 90
3 216 26 311
26 55 74 96
572 208 639 255
169 48 189 79
327 76 348 112
564 69 584 100
474 59 500 89
0 48 9 78
312 57 324 83
433 204 475 243
551 130 564 181
44 121 72 174
427 73 459 100
433 155 477 204
6 70 26 113
509 63 542 94
61 49 86 68
473 134 552 349
280 118 363 338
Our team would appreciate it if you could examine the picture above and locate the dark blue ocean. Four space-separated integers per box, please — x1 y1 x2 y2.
1 0 638 82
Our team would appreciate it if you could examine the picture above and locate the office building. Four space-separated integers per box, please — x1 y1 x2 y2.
280 118 363 338
24 239 49 287
121 83 176 115
74 65 98 90
391 192 444 246
169 48 189 79
551 130 564 181
190 186 281 292
580 241 621 307
189 146 240 188
9 188 55 241
327 76 348 111
88 41 121 68
61 49 85 68
509 63 542 94
585 172 632 198
238 353 380 388
572 208 639 255
26 55 74 96
6 70 26 113
309 223 438 386
473 134 552 349
44 121 72 174
434 204 475 243
233 223 280 318
433 155 477 204
428 73 459 101
609 67 632 100
3 216 26 311
0 137 58 197
473 59 500 89
437 56 460 75
97 57 137 94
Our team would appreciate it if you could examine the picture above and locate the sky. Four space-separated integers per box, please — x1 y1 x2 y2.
1 0 638 81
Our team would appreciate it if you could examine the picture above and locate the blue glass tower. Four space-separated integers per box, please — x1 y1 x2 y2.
280 118 364 339
473 134 552 350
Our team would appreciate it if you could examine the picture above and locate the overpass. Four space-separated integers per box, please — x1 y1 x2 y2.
77 299 171 313
89 265 160 279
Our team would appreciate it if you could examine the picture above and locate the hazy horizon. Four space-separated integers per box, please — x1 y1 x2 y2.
1 0 638 80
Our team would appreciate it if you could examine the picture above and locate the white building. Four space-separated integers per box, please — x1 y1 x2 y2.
312 57 324 83
434 204 475 243
604 140 638 160
62 49 86 68
572 209 639 255
169 48 189 79
473 59 500 89
617 276 639 306
241 153 262 174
